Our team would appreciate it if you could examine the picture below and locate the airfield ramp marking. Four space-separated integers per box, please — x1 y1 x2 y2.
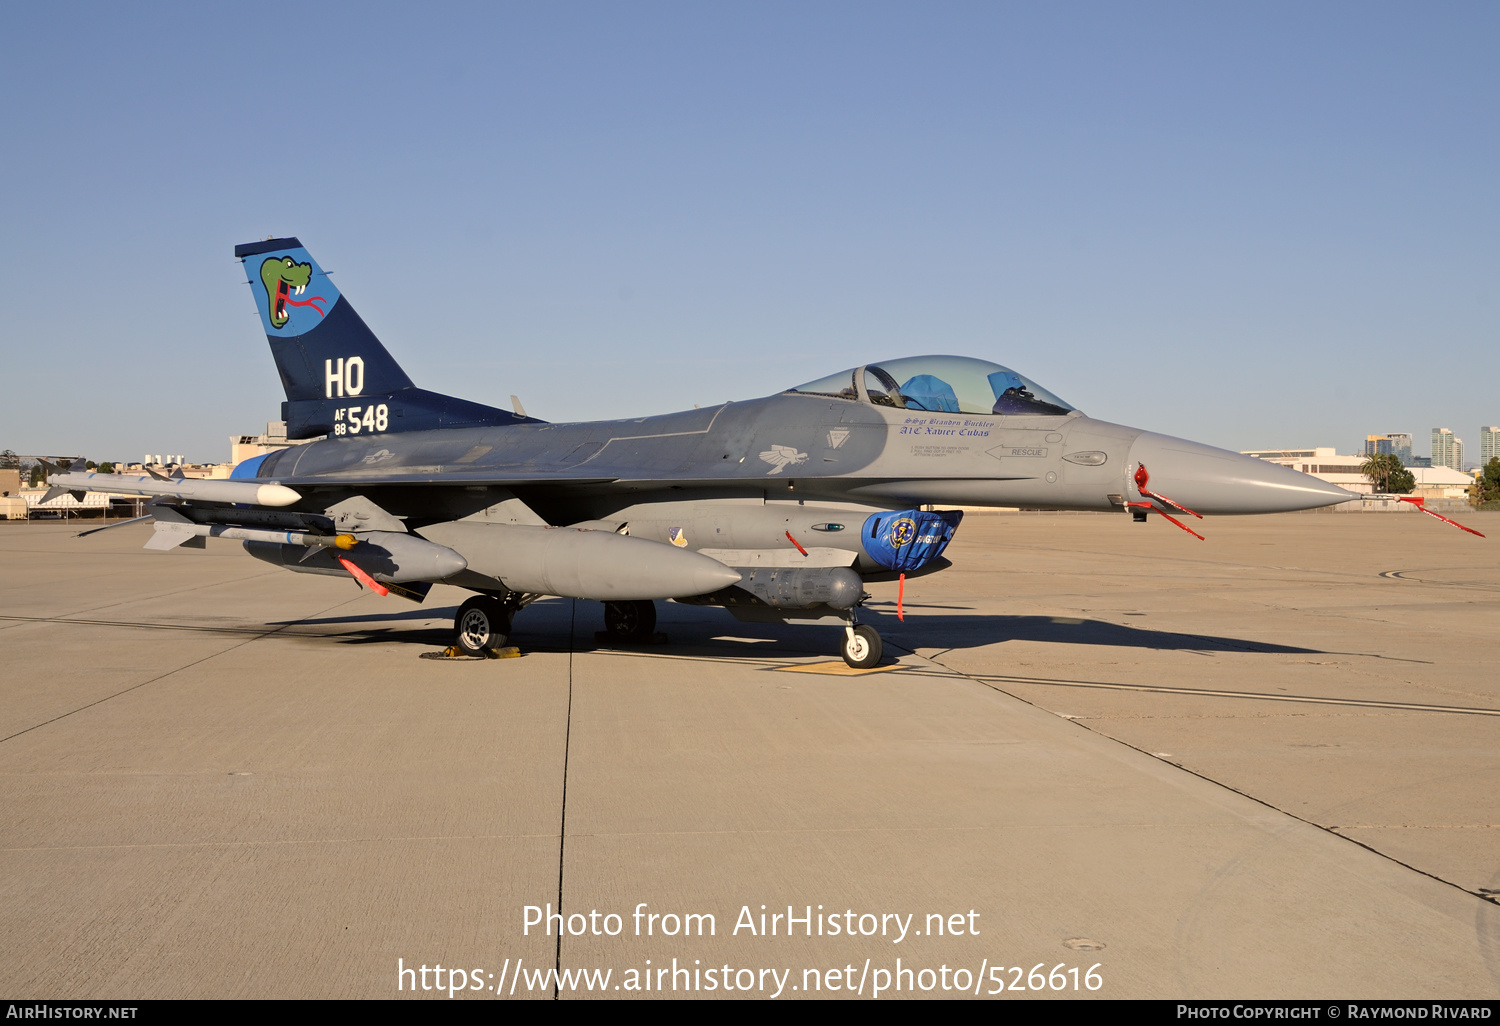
1379 568 1500 593
781 660 901 676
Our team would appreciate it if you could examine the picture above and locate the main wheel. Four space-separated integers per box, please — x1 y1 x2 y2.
455 595 510 655
603 599 656 639
840 624 882 669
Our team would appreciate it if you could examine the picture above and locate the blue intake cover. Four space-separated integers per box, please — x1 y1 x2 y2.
899 374 961 413
862 509 964 571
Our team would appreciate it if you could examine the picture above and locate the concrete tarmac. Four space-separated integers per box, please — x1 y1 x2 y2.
0 513 1496 999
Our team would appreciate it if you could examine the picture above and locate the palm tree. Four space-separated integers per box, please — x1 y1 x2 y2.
1361 452 1397 493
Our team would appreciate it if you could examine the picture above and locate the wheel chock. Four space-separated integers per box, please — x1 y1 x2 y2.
420 645 523 660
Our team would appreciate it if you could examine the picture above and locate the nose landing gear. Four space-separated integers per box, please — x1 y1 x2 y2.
840 618 883 669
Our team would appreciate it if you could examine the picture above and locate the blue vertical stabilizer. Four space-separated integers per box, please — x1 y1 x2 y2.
235 238 542 438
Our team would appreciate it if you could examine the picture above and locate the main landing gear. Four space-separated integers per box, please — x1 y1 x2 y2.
840 617 883 669
454 595 514 656
454 594 882 667
602 599 657 641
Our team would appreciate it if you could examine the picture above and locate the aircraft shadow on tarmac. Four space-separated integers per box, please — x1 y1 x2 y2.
276 603 1327 657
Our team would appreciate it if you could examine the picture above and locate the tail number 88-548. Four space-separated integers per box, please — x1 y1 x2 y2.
333 404 388 436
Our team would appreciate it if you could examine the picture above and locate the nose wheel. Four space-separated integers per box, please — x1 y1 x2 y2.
841 623 883 669
454 595 512 656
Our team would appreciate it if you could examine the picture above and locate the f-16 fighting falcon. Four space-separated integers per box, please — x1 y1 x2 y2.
46 237 1360 667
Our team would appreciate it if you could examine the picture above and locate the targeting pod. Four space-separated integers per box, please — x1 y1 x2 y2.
677 565 866 615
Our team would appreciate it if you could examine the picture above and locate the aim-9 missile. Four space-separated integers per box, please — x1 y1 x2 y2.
144 520 360 552
243 530 469 583
40 460 300 508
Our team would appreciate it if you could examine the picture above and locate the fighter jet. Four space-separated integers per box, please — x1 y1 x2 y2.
47 237 1355 667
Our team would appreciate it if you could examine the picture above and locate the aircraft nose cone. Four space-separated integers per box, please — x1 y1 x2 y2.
1128 432 1354 515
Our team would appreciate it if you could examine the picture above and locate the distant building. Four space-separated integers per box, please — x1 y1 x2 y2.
230 421 290 467
1430 428 1464 472
119 461 231 480
1242 447 1372 494
1481 426 1500 465
1365 433 1414 465
1408 466 1475 501
1242 447 1473 501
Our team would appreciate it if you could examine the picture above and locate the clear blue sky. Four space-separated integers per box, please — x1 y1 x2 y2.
2 2 1496 464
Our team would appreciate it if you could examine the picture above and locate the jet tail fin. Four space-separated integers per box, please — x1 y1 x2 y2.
235 238 542 439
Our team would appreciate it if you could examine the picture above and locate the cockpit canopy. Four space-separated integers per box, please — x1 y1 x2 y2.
787 355 1075 416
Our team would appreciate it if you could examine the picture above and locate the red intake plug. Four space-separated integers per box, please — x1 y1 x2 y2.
1129 463 1205 540
1398 497 1485 537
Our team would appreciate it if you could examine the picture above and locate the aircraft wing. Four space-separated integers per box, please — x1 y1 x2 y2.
272 469 621 489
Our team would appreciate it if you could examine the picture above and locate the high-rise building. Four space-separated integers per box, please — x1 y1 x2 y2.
1389 432 1413 465
1431 428 1465 472
1481 426 1500 465
1365 433 1413 465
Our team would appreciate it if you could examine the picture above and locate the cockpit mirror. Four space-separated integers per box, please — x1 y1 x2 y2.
862 366 908 409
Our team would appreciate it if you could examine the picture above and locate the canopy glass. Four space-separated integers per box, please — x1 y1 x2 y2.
787 355 1074 416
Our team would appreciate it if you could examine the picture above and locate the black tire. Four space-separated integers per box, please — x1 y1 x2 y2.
603 599 656 639
455 596 509 655
840 624 882 669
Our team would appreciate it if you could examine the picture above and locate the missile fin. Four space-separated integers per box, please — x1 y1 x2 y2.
77 514 154 538
144 523 204 551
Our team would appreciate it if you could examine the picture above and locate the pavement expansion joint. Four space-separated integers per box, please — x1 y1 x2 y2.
894 641 1500 917
591 631 670 646
0 592 367 746
973 673 1500 717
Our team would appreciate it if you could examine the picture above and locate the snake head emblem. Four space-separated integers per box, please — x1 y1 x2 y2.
260 256 324 329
